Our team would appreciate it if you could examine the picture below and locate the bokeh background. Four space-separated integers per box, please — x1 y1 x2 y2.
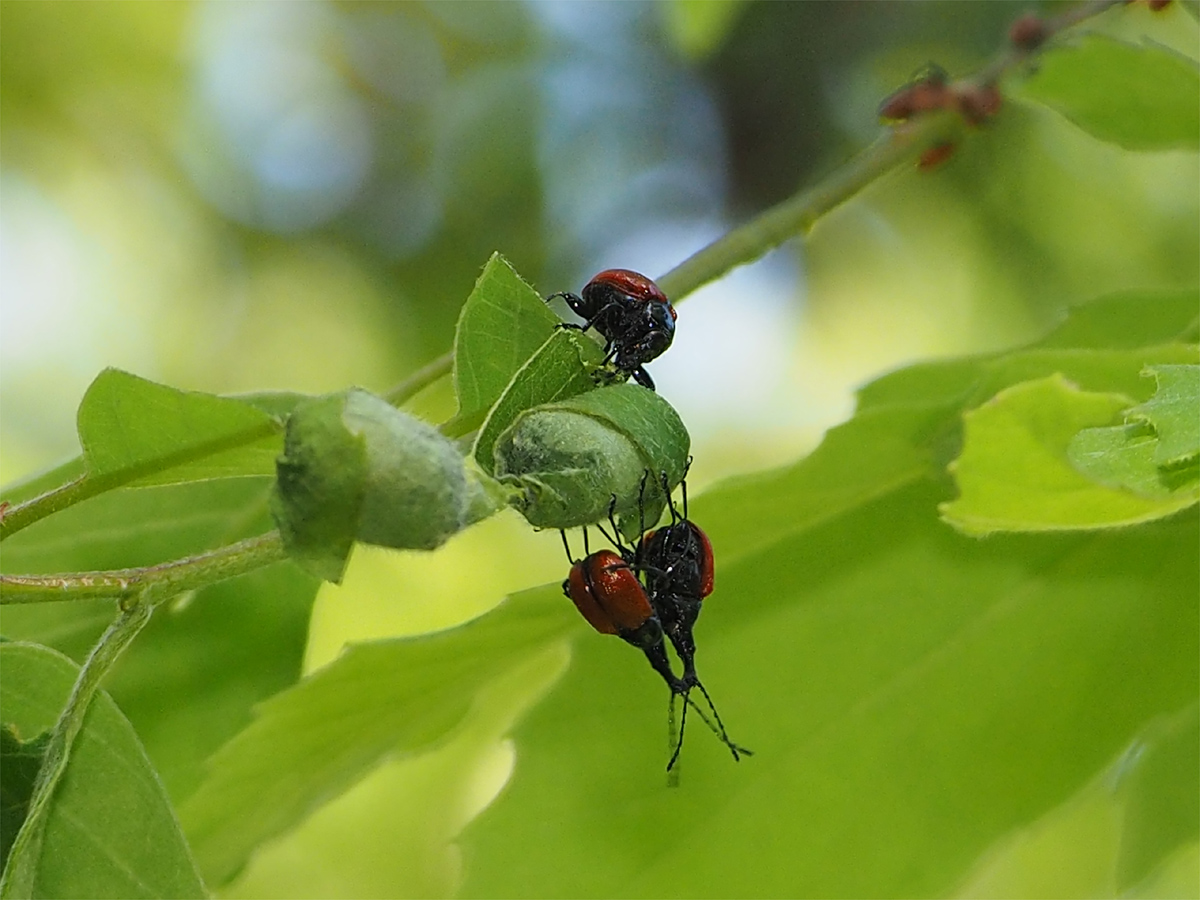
2 1 1197 897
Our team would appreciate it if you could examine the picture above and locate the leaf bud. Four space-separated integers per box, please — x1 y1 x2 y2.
272 389 483 582
493 384 691 537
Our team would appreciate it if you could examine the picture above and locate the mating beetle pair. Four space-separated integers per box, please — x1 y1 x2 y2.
547 269 676 391
560 471 749 772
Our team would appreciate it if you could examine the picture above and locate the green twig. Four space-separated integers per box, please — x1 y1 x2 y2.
658 0 1124 300
656 117 957 301
383 351 455 408
0 601 153 899
0 419 281 542
0 531 287 606
378 0 1123 400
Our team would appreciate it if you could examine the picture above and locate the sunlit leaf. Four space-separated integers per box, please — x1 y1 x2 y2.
77 368 282 485
1123 842 1199 899
0 642 205 899
1128 364 1200 465
459 483 1198 897
1115 705 1199 891
451 254 561 433
953 704 1198 899
1018 33 1200 151
942 375 1198 534
178 588 577 887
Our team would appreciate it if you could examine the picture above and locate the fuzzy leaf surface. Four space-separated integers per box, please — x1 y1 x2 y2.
473 329 604 477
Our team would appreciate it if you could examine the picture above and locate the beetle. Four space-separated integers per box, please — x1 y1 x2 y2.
636 469 712 687
561 530 683 694
547 269 676 391
630 472 748 769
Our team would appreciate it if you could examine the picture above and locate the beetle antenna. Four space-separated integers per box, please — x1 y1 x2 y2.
596 495 628 556
691 679 752 762
659 470 680 526
559 529 573 563
582 525 591 557
666 689 691 773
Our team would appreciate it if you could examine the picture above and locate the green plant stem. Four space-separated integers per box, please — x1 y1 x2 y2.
384 351 455 408
0 419 280 541
657 116 958 301
0 600 152 899
378 1 1122 405
0 531 287 605
658 0 1124 300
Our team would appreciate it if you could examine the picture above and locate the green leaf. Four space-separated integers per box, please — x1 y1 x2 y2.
0 478 318 802
1115 705 1199 891
0 477 278 575
1018 33 1200 151
1129 364 1200 465
1124 843 1199 899
697 400 953 563
0 459 86 509
942 375 1199 534
1031 289 1199 351
493 383 691 535
178 588 577 888
0 727 49 871
0 642 205 899
451 253 562 430
78 368 281 485
1066 423 1188 496
857 345 1198 416
1 372 285 539
473 329 605 477
0 385 311 513
952 704 1198 898
459 485 1198 898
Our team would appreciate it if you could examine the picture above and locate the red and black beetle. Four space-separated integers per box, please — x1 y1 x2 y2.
547 269 676 391
561 473 750 772
639 504 714 690
561 535 683 694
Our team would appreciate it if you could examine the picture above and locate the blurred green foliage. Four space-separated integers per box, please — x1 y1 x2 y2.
1 1 1198 898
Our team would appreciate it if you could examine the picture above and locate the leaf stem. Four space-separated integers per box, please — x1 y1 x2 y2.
658 0 1124 300
657 117 956 301
378 0 1124 398
0 601 153 899
0 419 281 542
0 531 288 605
383 351 454 408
